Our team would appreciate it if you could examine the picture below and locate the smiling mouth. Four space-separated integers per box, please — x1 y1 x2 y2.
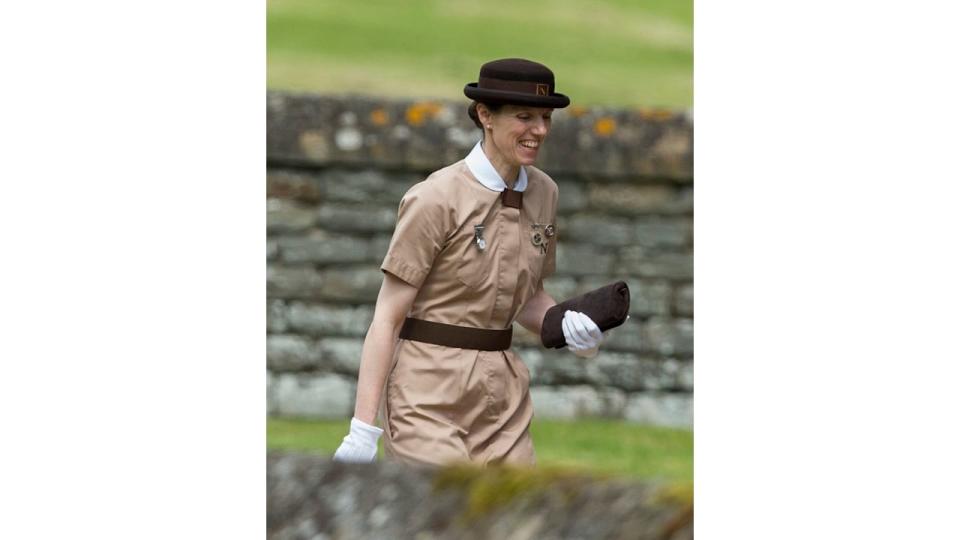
519 140 539 149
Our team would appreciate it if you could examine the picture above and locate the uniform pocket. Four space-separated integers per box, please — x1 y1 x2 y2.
523 222 549 293
478 351 510 418
381 348 404 439
516 356 531 387
527 242 546 282
455 221 495 288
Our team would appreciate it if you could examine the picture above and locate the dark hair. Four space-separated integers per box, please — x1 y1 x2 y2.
467 101 504 129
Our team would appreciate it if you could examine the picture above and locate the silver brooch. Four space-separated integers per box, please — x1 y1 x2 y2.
474 224 486 251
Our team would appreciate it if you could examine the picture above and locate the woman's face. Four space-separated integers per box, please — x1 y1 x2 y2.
481 104 554 167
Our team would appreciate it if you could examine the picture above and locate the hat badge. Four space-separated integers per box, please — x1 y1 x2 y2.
536 84 548 96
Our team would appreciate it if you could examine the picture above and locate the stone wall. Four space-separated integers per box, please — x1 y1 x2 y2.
267 92 693 427
268 453 693 540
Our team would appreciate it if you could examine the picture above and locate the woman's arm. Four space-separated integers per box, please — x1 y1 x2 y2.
515 280 558 336
352 272 420 425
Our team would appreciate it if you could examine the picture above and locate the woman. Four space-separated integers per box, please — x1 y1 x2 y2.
333 58 605 466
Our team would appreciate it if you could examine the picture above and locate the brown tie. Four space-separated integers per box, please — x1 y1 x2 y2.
501 189 523 209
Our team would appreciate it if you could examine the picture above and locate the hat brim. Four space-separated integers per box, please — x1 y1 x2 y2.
464 83 570 108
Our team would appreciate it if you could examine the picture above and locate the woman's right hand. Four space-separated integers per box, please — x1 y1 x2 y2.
562 310 604 358
332 417 384 463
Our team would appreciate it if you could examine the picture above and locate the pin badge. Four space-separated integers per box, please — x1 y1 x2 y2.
474 224 486 251
531 223 548 254
545 224 555 238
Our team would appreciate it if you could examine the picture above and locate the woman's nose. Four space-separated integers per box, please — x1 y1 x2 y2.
532 118 548 135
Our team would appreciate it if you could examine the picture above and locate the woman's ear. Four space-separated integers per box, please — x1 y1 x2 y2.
476 103 491 126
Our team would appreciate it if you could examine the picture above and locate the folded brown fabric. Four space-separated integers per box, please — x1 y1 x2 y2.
540 281 631 349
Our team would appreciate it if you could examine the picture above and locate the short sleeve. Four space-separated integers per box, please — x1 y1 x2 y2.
380 182 450 288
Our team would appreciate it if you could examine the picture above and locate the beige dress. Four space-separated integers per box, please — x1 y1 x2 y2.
379 156 558 467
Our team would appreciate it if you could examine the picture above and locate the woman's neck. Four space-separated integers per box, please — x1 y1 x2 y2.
481 140 520 189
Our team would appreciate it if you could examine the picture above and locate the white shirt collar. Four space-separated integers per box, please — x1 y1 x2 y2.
464 141 528 192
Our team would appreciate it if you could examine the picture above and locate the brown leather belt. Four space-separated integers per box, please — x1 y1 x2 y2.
399 317 513 351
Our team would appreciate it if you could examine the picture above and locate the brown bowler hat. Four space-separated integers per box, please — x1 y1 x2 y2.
464 58 570 108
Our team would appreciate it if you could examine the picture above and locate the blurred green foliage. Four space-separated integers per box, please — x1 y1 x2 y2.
268 417 693 481
267 0 692 108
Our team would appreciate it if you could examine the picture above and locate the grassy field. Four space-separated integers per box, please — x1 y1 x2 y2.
268 417 693 482
267 0 692 109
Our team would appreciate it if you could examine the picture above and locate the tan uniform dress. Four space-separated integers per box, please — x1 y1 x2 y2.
379 151 558 467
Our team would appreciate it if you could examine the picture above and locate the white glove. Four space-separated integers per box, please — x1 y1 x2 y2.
332 417 383 463
562 310 603 358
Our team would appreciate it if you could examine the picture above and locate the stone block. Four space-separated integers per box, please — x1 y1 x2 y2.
616 249 693 280
267 199 316 233
527 349 603 387
268 373 356 418
277 234 374 264
676 360 694 391
598 318 644 352
590 352 642 390
555 243 615 277
266 169 324 203
266 92 338 164
267 265 324 300
643 318 693 357
267 334 322 371
445 125 481 152
587 184 691 215
316 170 391 205
267 299 288 333
542 276 578 302
628 279 673 317
317 169 417 205
316 204 398 233
369 235 392 263
266 239 278 261
384 174 423 200
405 121 452 171
632 217 692 248
592 354 688 392
529 385 627 419
626 124 694 181
514 347 544 381
318 337 364 374
531 348 681 392
265 370 274 408
674 283 694 317
565 214 635 247
285 302 374 337
317 169 388 202
623 393 693 428
555 178 587 212
319 266 383 302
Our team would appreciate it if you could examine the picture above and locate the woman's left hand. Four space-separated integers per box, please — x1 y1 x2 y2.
561 311 603 358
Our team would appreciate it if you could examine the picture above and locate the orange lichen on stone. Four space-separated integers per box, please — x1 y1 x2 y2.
636 107 675 122
369 108 389 126
593 117 617 137
568 105 588 118
405 101 444 126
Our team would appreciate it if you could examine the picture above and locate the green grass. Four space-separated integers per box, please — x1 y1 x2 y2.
268 417 692 482
267 0 692 109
